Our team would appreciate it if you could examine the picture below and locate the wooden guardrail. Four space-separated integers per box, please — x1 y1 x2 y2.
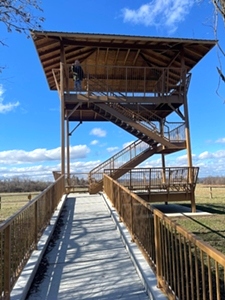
103 174 225 299
0 175 65 299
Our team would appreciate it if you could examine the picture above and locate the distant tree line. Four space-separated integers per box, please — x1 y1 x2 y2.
198 176 225 185
69 176 88 187
0 176 224 193
0 177 52 193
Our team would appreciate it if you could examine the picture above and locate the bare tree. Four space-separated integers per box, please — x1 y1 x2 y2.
213 0 225 20
0 0 44 46
212 0 225 92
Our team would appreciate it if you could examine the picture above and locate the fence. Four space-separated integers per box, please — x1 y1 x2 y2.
0 175 65 299
103 174 225 299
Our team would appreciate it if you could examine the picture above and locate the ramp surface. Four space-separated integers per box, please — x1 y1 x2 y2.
26 193 152 300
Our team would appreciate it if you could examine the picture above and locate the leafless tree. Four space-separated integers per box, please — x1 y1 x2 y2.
212 0 225 95
213 0 225 20
0 0 44 46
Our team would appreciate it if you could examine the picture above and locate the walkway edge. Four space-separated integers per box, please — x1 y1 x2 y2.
102 192 168 300
10 194 67 300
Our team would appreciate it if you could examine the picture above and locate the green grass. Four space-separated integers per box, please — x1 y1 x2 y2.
0 192 40 221
172 185 225 254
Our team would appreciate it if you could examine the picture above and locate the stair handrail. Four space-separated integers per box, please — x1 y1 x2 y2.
109 103 174 143
89 139 150 179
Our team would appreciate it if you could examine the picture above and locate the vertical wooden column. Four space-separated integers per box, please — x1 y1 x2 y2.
60 61 65 176
66 113 70 182
183 92 193 170
160 119 168 203
59 42 66 177
160 119 166 183
181 52 193 170
181 51 196 212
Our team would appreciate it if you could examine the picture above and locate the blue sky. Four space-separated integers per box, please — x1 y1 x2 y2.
0 0 225 181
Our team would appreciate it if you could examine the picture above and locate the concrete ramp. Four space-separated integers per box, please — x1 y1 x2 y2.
12 193 167 300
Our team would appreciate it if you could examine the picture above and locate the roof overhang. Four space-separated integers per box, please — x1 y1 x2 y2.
30 30 217 90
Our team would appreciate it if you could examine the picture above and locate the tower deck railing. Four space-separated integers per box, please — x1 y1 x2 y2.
54 64 191 98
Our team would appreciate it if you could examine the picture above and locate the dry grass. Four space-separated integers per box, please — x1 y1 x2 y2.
173 185 225 254
0 192 40 221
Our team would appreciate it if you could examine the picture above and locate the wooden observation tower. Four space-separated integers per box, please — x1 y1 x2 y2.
31 31 216 211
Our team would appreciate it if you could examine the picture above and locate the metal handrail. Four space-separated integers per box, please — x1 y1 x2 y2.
0 176 65 297
64 64 190 97
89 140 150 182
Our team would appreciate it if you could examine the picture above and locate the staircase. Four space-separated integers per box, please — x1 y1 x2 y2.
89 139 159 194
88 80 186 194
92 102 182 148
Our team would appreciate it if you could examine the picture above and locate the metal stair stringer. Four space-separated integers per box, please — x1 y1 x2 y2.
93 103 177 149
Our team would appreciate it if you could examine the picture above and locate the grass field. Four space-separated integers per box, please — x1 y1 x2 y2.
173 185 225 254
0 192 40 221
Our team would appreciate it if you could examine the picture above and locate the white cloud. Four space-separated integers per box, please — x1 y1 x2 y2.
216 138 225 143
0 84 20 113
121 0 194 33
198 150 225 160
90 127 106 137
107 146 119 153
0 145 90 164
69 160 101 174
198 151 212 160
122 141 134 148
90 140 99 145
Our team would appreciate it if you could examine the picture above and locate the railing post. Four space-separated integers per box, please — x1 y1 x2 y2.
4 225 11 299
130 195 134 242
154 211 163 288
118 187 122 222
34 201 38 248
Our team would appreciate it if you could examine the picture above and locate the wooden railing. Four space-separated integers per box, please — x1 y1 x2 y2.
103 174 225 299
0 175 65 299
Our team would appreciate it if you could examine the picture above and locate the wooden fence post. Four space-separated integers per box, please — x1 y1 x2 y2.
209 187 213 199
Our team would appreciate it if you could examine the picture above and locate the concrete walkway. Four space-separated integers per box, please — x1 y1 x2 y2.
12 193 167 300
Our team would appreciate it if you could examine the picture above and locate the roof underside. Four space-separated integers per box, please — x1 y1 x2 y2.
31 30 216 91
